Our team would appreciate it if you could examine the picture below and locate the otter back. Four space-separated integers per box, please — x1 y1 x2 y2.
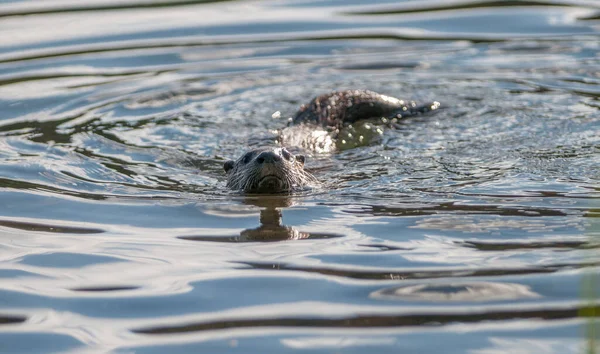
292 89 439 129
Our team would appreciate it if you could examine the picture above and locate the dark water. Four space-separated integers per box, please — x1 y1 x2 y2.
0 0 599 353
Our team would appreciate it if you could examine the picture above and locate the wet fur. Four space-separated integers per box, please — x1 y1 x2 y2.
224 89 440 193
225 147 318 193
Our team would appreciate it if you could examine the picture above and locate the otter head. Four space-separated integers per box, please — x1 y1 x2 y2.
224 147 318 194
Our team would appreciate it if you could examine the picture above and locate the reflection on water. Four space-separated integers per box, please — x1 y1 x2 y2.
179 196 344 242
371 282 540 302
0 0 599 353
137 305 600 335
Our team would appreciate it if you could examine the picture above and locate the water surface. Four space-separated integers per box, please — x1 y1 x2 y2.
0 0 599 353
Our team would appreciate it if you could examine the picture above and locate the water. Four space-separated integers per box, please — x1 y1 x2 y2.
0 0 599 353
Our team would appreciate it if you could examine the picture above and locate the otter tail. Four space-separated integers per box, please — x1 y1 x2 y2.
388 100 441 120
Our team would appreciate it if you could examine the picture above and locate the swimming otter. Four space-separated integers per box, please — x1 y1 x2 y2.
224 90 440 194
224 146 318 193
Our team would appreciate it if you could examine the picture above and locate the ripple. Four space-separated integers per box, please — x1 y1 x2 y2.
459 239 597 251
0 314 26 325
371 282 540 302
134 304 599 334
343 0 586 16
178 231 343 243
0 0 239 18
0 219 103 234
71 285 140 292
240 261 598 280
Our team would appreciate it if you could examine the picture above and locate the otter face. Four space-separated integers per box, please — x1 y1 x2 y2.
224 147 317 194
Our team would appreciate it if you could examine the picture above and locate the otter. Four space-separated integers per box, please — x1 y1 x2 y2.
224 146 318 194
224 90 440 194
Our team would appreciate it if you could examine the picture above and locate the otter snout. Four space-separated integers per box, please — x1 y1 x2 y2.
255 151 281 164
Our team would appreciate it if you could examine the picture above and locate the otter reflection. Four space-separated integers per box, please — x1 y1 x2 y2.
240 196 309 241
179 196 342 242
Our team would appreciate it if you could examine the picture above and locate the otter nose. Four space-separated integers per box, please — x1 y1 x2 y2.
255 151 281 164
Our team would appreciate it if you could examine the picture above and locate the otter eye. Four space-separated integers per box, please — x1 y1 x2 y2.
296 155 305 164
224 160 234 173
242 153 253 164
281 148 292 161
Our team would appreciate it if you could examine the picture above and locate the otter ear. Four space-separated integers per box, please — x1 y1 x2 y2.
296 155 305 166
224 160 235 173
